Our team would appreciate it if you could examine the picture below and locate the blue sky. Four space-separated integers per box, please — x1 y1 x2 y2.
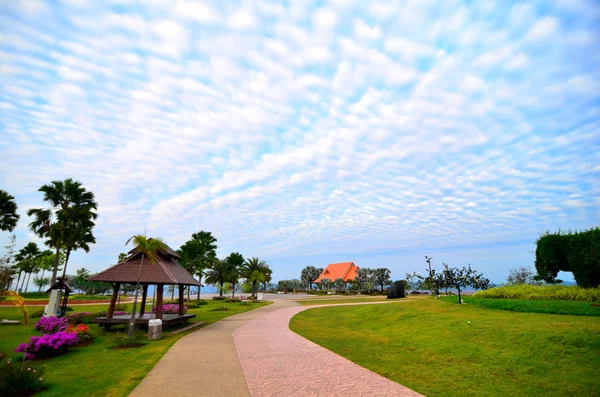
0 0 599 285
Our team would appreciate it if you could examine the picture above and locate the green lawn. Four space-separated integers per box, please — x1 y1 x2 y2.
290 298 600 397
1 299 270 396
440 295 600 316
297 296 388 305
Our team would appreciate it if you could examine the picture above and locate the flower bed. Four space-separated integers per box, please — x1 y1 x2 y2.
151 304 187 314
35 316 68 334
15 332 79 359
67 324 93 342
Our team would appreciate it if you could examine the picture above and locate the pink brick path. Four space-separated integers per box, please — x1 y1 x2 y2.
234 303 424 397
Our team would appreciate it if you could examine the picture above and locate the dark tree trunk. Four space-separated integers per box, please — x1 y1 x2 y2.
108 283 120 318
25 272 32 293
15 271 22 292
62 249 71 280
197 275 201 301
219 281 223 296
19 272 27 292
140 284 148 316
178 285 185 316
171 286 175 302
457 287 462 304
51 247 60 286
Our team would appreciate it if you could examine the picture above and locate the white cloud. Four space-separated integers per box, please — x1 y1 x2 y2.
526 17 560 41
227 9 257 30
353 19 381 41
312 8 337 31
174 0 221 24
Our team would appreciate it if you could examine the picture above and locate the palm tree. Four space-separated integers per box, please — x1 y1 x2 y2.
0 190 20 232
15 242 41 293
125 235 167 339
241 257 271 299
37 250 55 292
205 258 228 297
301 266 322 291
225 252 244 299
27 179 98 285
177 230 217 301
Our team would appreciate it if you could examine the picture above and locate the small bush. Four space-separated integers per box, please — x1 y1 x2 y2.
0 358 45 396
35 316 69 334
66 312 94 324
212 296 226 300
474 285 600 302
112 331 145 349
225 298 241 303
186 300 207 308
30 309 45 318
64 306 74 312
15 332 79 359
67 324 93 342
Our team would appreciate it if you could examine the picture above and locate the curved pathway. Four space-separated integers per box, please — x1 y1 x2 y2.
234 302 423 397
130 299 297 397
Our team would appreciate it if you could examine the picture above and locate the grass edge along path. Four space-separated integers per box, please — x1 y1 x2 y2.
290 298 600 397
0 300 271 397
440 295 600 316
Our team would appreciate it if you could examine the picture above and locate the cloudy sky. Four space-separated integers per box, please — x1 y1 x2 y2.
1 0 599 284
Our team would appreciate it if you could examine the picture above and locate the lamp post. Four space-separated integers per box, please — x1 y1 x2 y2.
425 256 439 296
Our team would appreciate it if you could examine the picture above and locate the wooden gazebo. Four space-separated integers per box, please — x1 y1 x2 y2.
88 243 200 328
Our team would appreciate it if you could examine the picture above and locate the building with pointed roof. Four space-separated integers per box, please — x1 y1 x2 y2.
314 262 359 283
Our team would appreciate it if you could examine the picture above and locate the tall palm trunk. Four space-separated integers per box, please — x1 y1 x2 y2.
186 285 190 302
128 253 145 339
196 275 201 301
25 273 32 293
171 286 175 301
61 249 72 280
19 273 27 292
14 271 22 291
51 247 60 285
38 269 46 293
219 280 223 296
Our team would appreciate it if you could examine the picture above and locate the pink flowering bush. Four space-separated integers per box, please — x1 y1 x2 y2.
15 332 79 359
151 304 187 314
66 312 92 324
113 311 129 316
34 316 68 334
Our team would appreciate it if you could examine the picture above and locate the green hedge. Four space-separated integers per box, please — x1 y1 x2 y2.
474 285 600 302
535 227 600 287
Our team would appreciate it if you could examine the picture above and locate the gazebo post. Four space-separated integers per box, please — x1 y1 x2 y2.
178 284 185 316
108 282 121 318
155 284 164 320
140 284 148 316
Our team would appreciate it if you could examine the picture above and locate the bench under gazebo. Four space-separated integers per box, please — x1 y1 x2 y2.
88 243 200 329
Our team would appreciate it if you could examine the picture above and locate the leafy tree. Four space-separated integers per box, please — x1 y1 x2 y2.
125 235 167 339
373 268 392 291
15 242 41 293
0 265 15 298
33 276 50 292
241 257 270 299
405 271 424 291
177 230 217 300
277 279 303 292
27 179 98 285
205 258 229 297
334 278 346 292
319 278 332 291
118 252 129 263
72 268 91 293
356 268 375 293
0 190 20 232
300 266 322 291
225 252 244 298
1 234 17 291
506 267 537 285
442 264 474 304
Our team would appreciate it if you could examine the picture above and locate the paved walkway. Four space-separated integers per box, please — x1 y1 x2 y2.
129 299 297 397
234 302 423 397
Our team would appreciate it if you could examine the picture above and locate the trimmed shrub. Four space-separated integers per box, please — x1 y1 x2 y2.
35 316 68 334
186 300 207 308
535 227 600 287
474 285 600 302
15 332 79 359
212 296 226 300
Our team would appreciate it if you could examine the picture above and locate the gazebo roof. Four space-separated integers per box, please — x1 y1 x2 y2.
89 246 199 286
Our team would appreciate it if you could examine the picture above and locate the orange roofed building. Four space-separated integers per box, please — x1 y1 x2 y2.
314 262 359 283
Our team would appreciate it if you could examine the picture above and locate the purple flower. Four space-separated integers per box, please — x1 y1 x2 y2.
15 331 79 359
35 316 69 334
151 304 187 314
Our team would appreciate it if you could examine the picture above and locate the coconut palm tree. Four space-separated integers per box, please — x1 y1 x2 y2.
225 252 244 299
125 235 167 339
15 242 41 293
177 230 217 300
301 266 322 291
241 257 271 299
205 258 228 297
0 190 20 232
27 179 97 285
